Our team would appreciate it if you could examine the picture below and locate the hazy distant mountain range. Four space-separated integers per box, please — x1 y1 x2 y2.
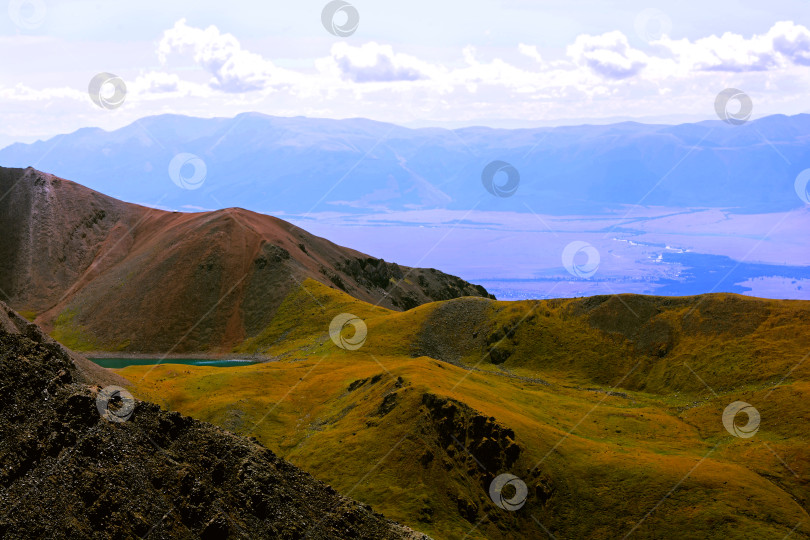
3 113 809 302
2 113 809 215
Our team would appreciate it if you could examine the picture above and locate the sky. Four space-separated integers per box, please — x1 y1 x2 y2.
1 0 810 148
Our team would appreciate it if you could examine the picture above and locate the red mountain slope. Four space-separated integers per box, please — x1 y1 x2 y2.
0 167 492 353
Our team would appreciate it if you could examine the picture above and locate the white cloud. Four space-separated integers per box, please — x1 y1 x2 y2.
325 42 439 83
656 20 810 72
133 72 181 93
771 21 810 66
518 43 544 64
0 83 84 102
657 33 777 73
3 19 810 142
567 31 648 79
156 18 287 92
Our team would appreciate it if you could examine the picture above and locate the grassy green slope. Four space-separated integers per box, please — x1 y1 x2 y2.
119 280 810 539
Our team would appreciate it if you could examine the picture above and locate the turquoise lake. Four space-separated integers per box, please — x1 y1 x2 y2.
90 358 261 369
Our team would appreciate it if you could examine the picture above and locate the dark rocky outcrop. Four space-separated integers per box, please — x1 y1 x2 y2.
337 257 495 311
421 393 521 476
0 301 429 539
414 393 534 525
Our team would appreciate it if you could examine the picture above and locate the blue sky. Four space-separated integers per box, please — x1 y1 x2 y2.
1 0 809 147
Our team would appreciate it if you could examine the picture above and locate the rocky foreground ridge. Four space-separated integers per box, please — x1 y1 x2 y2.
0 301 429 539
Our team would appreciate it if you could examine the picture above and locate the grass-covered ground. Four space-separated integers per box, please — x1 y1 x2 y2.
117 280 810 539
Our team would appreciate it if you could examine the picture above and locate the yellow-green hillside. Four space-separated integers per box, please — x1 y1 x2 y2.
119 280 810 539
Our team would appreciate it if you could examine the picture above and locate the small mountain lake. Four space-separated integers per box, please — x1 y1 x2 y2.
90 358 261 369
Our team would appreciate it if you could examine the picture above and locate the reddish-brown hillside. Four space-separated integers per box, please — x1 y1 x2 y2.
0 167 492 353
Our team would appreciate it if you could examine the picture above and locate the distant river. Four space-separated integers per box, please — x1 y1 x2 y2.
90 358 261 369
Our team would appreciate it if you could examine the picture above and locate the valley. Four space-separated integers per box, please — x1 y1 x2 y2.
2 167 808 538
114 279 810 539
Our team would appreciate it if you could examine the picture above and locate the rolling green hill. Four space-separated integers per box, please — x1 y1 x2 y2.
116 280 810 539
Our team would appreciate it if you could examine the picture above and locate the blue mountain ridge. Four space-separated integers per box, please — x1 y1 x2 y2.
1 112 809 215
